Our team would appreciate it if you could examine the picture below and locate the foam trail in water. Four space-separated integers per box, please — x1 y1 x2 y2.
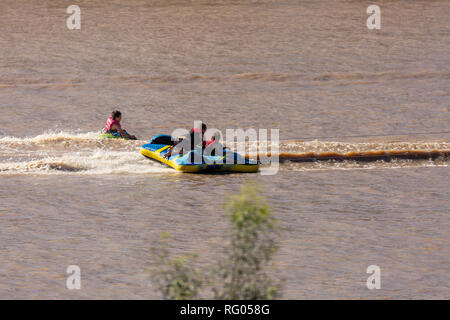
0 132 448 174
0 149 171 175
0 131 170 175
0 131 100 143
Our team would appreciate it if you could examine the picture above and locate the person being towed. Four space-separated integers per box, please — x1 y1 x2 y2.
102 110 137 140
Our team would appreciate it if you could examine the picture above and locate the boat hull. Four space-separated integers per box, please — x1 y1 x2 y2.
140 137 259 173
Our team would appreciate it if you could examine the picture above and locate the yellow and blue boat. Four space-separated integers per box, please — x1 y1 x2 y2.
140 135 259 173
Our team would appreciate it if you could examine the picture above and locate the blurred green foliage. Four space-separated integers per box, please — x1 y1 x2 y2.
149 181 280 300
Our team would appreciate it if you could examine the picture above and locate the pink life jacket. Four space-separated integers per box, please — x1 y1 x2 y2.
104 117 121 132
205 139 215 147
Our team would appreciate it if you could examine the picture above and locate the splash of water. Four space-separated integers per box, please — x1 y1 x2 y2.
0 131 448 175
0 131 170 175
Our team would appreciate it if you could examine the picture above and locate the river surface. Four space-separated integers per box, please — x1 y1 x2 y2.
0 0 449 299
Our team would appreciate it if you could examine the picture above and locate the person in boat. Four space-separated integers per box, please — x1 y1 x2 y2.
205 130 222 148
204 130 223 156
102 110 136 140
163 123 207 159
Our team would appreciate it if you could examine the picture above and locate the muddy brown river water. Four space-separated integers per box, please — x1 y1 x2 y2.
0 0 448 299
